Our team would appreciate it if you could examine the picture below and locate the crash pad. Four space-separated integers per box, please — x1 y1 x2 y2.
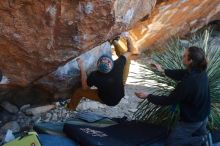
39 134 77 146
63 120 168 146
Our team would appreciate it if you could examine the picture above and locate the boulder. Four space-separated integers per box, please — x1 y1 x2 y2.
25 105 55 116
129 0 220 52
0 0 156 86
0 101 18 114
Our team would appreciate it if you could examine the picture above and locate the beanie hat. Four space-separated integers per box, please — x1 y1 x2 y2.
97 55 114 73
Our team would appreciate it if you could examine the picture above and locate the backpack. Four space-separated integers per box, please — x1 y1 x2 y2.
3 131 41 146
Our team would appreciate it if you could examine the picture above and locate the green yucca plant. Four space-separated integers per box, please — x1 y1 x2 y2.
132 28 220 130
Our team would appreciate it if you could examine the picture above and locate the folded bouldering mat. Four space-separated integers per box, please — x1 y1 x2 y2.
34 122 66 136
76 111 127 123
63 120 168 146
76 111 110 123
39 134 77 146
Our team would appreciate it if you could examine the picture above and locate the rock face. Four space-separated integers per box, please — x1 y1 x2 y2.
0 0 156 86
129 0 220 52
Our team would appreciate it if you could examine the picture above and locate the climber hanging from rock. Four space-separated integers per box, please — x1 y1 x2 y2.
67 32 139 110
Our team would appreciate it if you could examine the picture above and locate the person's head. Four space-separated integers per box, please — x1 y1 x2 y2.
97 55 114 73
182 46 207 71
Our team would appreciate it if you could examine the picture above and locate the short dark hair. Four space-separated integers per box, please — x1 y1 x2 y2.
187 46 207 71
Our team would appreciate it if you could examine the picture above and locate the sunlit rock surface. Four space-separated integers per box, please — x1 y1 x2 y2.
130 0 220 52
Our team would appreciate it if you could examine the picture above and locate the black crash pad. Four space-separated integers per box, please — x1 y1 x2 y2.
63 121 168 146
